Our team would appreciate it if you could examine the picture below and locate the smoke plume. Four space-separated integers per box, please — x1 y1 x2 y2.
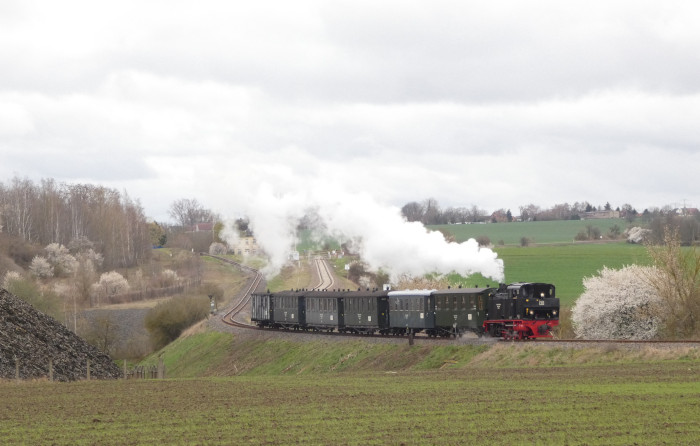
223 181 504 283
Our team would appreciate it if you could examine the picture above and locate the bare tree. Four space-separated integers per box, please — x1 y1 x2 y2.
82 314 120 355
467 205 487 223
168 198 213 229
642 228 700 339
0 177 151 270
421 198 441 225
518 203 541 221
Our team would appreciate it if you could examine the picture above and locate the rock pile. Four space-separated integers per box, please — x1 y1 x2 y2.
0 288 122 381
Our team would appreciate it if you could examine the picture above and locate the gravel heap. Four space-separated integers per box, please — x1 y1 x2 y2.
0 288 122 381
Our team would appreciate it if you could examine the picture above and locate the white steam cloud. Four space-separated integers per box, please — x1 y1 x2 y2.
225 181 504 283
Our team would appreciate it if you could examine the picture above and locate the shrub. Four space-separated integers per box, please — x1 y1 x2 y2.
3 275 62 319
3 271 22 289
642 227 700 338
209 242 228 255
159 269 180 287
145 295 210 349
0 233 41 268
90 271 129 305
29 256 54 278
607 224 622 239
475 235 491 247
347 262 366 284
81 313 120 355
572 265 661 340
574 231 589 241
45 243 78 276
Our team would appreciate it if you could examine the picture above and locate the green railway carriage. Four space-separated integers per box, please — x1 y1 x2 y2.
432 287 494 337
388 290 435 335
342 289 390 334
305 291 343 331
271 290 306 329
251 292 272 327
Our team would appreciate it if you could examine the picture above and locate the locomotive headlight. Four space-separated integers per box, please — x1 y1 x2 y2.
553 310 558 315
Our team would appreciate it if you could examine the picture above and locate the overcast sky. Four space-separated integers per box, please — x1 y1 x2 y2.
2 0 699 223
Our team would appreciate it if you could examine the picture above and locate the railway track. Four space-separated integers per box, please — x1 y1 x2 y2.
312 257 336 290
201 254 262 329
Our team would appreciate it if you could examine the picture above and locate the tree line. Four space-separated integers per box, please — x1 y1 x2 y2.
400 198 641 225
0 176 151 269
401 198 699 245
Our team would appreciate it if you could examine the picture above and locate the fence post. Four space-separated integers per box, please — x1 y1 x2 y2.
49 359 53 381
14 355 19 381
158 356 164 379
123 360 127 379
87 359 91 380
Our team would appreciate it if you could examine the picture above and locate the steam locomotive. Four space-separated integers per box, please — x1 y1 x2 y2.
251 282 559 340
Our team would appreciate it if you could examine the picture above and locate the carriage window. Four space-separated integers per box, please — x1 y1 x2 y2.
436 297 441 310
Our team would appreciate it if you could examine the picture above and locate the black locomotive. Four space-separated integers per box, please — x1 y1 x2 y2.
251 282 559 339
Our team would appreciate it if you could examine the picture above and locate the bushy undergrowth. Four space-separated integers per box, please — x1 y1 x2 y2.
2 274 62 320
144 295 210 349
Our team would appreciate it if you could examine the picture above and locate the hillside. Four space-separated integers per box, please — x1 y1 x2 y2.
0 288 121 381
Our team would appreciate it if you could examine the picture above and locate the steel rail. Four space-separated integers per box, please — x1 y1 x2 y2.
200 254 261 329
312 257 336 290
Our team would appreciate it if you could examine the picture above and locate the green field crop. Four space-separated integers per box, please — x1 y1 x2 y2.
432 218 629 245
496 243 651 304
2 361 698 445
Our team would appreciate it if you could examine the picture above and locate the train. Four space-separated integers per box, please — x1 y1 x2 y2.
251 282 559 340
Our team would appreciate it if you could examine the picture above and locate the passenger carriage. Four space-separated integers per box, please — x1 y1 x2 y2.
387 290 435 335
250 292 273 327
270 290 306 330
305 290 344 332
431 287 494 337
341 289 390 334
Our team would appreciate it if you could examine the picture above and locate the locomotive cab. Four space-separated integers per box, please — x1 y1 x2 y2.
511 283 558 321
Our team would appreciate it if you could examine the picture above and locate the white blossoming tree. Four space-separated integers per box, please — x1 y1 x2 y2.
45 243 78 276
90 271 130 306
572 265 662 340
3 271 22 288
160 269 180 287
29 255 54 279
